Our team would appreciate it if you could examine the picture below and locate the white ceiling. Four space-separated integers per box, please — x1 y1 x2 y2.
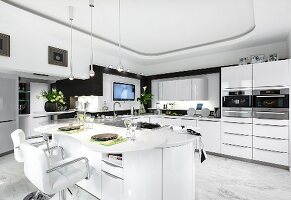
2 0 291 74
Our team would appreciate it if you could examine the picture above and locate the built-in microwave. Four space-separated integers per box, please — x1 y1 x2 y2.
222 90 252 108
253 88 289 120
222 90 252 118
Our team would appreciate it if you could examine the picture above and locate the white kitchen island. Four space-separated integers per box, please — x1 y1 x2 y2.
34 121 198 200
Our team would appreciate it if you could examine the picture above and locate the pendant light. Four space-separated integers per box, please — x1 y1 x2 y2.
116 0 124 72
89 0 95 77
69 6 74 80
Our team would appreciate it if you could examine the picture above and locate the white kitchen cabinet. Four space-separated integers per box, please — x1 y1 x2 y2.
221 143 252 159
151 80 159 107
253 148 288 166
191 78 208 100
77 148 102 198
163 143 194 200
161 80 177 101
253 124 288 139
158 82 163 101
253 137 288 153
222 121 252 136
0 120 17 154
197 120 221 153
101 171 123 200
253 60 289 88
222 133 252 148
176 79 192 101
221 64 252 89
30 116 50 136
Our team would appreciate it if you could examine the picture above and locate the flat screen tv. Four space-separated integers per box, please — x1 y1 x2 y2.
113 82 135 101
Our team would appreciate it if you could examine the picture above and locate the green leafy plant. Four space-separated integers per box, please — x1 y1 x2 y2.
137 86 154 106
37 89 66 105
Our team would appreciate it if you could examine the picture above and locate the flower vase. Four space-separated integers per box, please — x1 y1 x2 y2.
44 102 58 112
139 103 146 115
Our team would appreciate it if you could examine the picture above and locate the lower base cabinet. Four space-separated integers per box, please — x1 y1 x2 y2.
101 171 123 200
221 143 253 159
253 148 289 166
197 120 221 153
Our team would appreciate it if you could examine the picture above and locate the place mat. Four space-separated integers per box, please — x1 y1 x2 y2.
90 136 128 147
58 128 85 134
91 133 118 141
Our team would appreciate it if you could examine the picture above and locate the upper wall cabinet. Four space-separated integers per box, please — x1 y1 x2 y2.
161 80 177 101
253 60 289 88
191 78 208 100
221 64 252 89
156 78 208 101
177 79 192 101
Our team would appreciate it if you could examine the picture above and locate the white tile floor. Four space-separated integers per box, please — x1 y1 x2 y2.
1 153 291 200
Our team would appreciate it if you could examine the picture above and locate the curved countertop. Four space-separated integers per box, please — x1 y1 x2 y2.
34 120 199 154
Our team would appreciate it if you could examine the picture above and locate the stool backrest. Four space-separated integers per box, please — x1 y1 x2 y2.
11 129 26 162
21 142 50 193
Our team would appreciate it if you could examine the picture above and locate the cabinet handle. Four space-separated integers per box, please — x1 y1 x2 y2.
256 95 285 98
254 148 287 154
224 111 249 114
254 123 287 127
224 132 250 136
103 160 122 168
254 136 287 140
102 171 123 180
255 112 286 115
222 143 250 148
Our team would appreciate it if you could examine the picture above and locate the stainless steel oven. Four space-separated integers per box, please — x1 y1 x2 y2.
222 90 252 118
253 88 289 120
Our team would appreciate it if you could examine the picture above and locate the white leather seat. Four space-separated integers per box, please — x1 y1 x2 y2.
20 134 90 200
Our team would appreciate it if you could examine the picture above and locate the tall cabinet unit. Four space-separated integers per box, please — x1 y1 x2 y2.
221 64 253 159
253 60 289 88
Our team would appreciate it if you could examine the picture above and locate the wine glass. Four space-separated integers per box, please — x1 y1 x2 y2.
124 119 132 138
130 122 137 141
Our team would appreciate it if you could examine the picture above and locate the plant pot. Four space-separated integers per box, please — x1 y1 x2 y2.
44 102 58 112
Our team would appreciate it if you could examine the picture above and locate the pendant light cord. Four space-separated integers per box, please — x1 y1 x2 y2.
90 3 94 71
70 19 73 75
118 0 122 65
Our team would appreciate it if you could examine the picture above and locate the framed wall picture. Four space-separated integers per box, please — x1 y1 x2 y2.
250 54 265 64
48 46 68 67
0 33 10 57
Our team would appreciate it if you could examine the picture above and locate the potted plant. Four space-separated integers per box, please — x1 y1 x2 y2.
137 86 153 114
37 89 66 112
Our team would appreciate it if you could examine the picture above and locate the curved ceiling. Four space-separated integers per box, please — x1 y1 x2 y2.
2 0 256 56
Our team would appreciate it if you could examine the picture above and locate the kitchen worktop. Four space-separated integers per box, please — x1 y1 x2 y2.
122 114 221 122
34 120 199 154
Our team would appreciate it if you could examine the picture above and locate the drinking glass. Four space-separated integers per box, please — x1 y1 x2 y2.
130 122 137 141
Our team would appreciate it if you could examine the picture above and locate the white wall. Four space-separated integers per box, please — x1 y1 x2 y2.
78 74 141 112
0 2 142 79
288 31 291 58
152 73 220 111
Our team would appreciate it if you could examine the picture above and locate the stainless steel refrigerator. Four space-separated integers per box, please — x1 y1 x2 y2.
0 75 17 155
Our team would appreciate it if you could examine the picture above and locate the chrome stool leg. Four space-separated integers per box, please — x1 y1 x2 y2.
59 190 66 200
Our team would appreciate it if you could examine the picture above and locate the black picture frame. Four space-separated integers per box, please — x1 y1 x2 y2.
113 82 135 101
48 46 68 67
0 33 10 57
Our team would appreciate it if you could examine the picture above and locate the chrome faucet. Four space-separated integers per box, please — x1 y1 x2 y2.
113 102 121 119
